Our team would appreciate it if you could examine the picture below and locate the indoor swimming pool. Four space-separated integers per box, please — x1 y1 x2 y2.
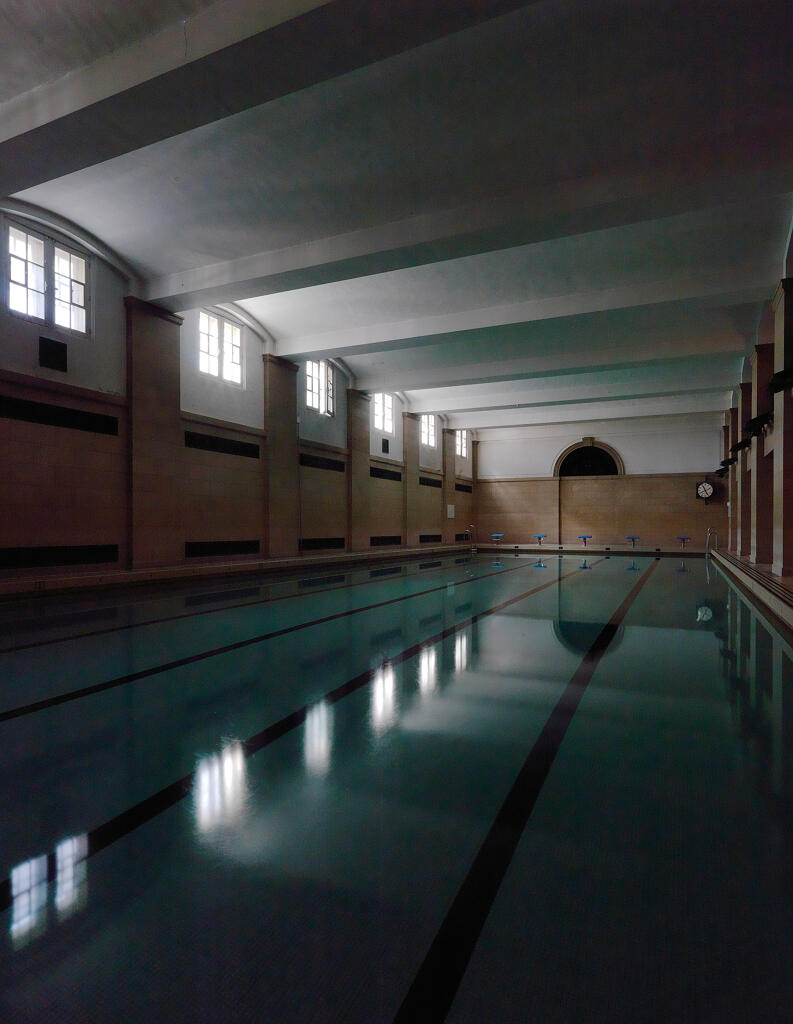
1 552 792 1022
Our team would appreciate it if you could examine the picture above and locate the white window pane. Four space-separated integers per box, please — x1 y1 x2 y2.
55 299 71 327
27 235 44 266
28 290 44 319
71 254 86 283
55 248 71 277
71 306 86 333
200 312 208 333
71 281 84 306
9 281 27 312
209 355 218 376
29 263 44 293
208 316 218 337
9 255 25 284
199 352 209 373
9 226 26 258
224 363 241 384
55 275 70 301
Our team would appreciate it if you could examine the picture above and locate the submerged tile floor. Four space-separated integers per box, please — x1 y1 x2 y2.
1 554 791 1022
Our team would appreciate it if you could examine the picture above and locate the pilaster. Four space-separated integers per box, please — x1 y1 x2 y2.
750 343 774 564
125 297 184 569
772 279 793 575
347 389 371 551
262 354 299 557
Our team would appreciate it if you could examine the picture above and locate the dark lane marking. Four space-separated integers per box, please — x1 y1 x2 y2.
0 558 602 914
0 554 527 655
392 558 659 1024
0 557 602 723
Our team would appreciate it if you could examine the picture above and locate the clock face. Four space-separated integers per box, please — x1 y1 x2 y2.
697 481 714 499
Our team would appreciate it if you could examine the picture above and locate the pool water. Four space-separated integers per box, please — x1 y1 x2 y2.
1 554 792 1022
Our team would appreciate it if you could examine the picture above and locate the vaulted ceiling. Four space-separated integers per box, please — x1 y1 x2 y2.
3 0 792 431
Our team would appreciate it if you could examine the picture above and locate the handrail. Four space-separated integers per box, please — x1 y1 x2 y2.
705 528 719 556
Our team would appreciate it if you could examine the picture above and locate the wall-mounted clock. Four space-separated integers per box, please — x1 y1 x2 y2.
696 481 714 500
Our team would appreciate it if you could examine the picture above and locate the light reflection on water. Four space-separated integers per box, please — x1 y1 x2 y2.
371 664 397 734
455 631 469 672
419 647 437 695
305 701 333 775
194 741 248 833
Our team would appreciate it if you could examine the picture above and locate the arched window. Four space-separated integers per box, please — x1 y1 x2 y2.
554 440 624 477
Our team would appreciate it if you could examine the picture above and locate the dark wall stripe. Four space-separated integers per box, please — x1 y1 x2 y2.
0 554 603 915
419 534 442 543
299 452 346 472
371 535 402 546
370 466 402 482
0 544 118 569
184 430 259 459
0 394 118 435
185 540 259 558
420 561 442 570
455 482 473 493
299 537 345 551
419 476 442 488
391 559 659 1023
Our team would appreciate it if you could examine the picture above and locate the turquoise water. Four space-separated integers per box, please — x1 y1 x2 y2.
0 554 791 1022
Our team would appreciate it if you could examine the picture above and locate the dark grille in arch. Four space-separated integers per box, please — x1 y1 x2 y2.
558 446 618 477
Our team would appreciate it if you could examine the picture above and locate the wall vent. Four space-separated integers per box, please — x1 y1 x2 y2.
298 537 345 551
455 482 473 494
419 534 442 543
299 452 345 472
39 337 68 372
185 540 259 558
0 544 119 568
370 535 402 546
185 431 259 459
419 475 442 488
0 395 118 435
370 466 402 482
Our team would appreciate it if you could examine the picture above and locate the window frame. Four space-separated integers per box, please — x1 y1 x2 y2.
306 359 335 417
198 309 244 387
373 392 394 434
5 218 91 337
456 429 468 458
420 413 436 448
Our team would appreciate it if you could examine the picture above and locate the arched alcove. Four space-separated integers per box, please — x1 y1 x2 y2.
554 440 624 477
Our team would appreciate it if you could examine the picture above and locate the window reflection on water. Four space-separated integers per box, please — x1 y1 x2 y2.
455 631 469 672
371 663 397 734
10 855 47 947
9 833 88 948
55 834 88 919
419 647 437 695
305 701 333 775
194 741 248 833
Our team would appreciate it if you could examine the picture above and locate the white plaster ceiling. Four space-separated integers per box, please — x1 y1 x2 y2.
0 0 216 102
4 0 793 436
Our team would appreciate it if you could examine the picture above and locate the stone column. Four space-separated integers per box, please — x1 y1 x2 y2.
125 297 184 569
403 412 421 547
737 383 752 557
728 405 739 553
347 389 371 551
262 354 299 557
441 428 457 545
772 280 793 575
750 343 774 564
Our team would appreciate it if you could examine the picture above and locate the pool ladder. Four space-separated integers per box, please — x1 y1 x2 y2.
468 524 477 554
705 528 719 557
